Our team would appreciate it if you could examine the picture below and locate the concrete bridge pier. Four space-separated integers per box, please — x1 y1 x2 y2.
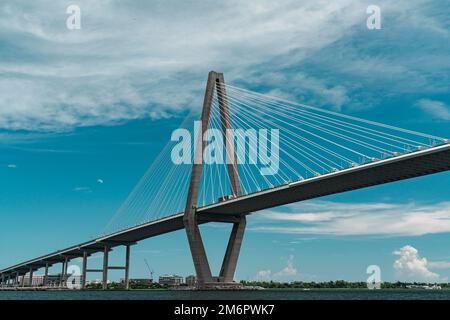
124 244 131 290
43 263 49 287
20 273 25 287
28 267 33 287
80 244 132 290
59 257 67 287
102 246 109 290
81 251 88 289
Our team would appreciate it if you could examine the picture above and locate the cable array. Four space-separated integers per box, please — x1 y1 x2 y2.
102 83 447 235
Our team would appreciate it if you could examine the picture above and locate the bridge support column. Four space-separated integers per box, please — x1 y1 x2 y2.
124 245 131 290
59 259 66 287
64 258 69 286
81 251 88 289
102 246 109 290
43 263 49 287
184 71 246 289
219 217 246 283
28 267 33 287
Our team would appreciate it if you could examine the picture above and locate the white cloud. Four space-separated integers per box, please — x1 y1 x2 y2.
393 245 439 282
262 212 337 222
7 164 17 168
0 0 369 131
97 179 104 184
0 1 447 131
428 261 450 269
253 201 450 236
255 255 298 281
274 255 298 278
416 99 450 120
255 270 272 281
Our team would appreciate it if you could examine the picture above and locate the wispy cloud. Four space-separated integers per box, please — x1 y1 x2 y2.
273 255 298 279
252 201 450 236
7 164 17 169
255 269 272 281
255 254 298 281
416 99 450 120
0 0 364 131
1 1 447 131
72 186 91 193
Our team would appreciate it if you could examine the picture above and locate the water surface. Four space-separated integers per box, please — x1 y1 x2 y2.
1 289 450 300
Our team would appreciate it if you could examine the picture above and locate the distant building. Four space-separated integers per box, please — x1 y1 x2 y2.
21 274 64 286
185 275 197 287
159 274 183 286
44 275 62 287
21 275 45 286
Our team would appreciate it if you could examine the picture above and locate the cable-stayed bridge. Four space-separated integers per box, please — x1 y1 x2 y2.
2 71 450 289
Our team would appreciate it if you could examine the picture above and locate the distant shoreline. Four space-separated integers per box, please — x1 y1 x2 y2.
1 287 448 292
1 280 447 291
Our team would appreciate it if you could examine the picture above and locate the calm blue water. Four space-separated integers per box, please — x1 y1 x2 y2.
1 289 450 300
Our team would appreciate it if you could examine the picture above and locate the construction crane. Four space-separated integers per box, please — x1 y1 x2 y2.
144 258 154 282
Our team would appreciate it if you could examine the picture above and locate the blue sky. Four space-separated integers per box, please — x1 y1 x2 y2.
1 0 450 283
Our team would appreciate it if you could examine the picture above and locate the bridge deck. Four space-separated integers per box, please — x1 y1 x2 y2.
2 143 450 275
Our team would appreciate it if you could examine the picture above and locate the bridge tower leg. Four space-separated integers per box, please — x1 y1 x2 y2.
216 73 246 284
183 71 216 287
184 71 247 289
